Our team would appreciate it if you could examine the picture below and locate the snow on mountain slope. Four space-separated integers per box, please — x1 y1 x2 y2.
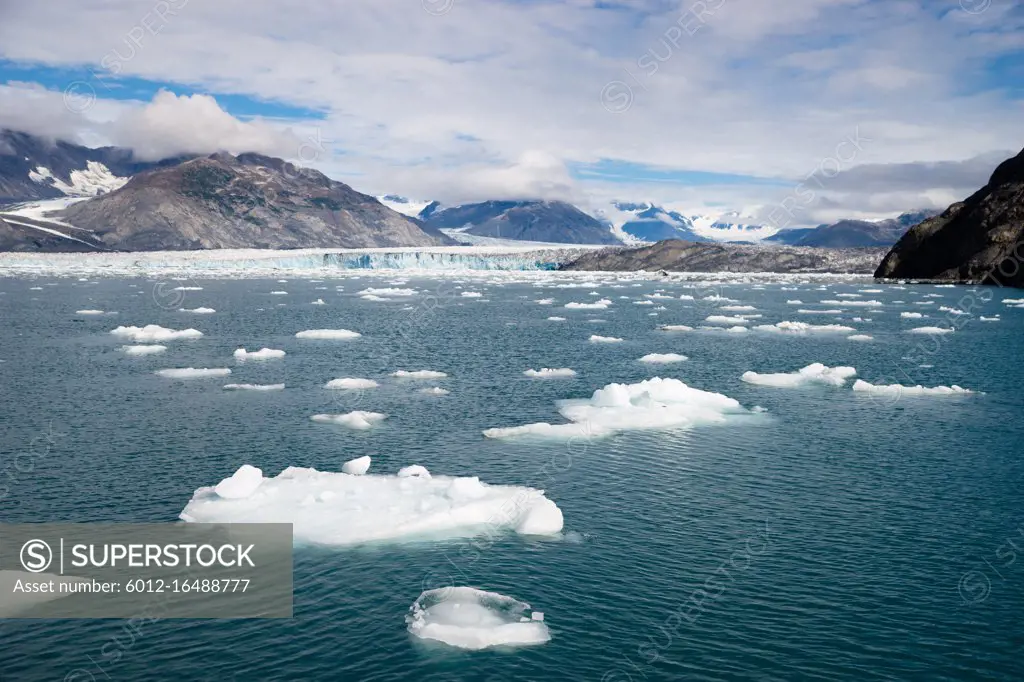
377 195 434 217
593 201 777 244
29 162 129 197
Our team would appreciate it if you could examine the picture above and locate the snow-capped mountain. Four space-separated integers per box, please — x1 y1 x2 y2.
592 201 778 244
376 194 435 218
418 200 620 245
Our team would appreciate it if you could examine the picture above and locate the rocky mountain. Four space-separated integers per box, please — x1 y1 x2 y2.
594 202 778 244
876 147 1024 286
44 152 454 251
0 129 185 203
561 239 886 274
767 210 940 248
421 200 620 245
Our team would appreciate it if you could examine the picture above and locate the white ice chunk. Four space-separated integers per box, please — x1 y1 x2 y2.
461 291 483 298
392 370 448 379
421 387 450 396
546 316 566 321
214 465 264 499
852 379 978 396
741 363 857 387
342 456 371 475
589 335 623 343
524 368 577 378
111 325 203 342
311 411 386 429
638 353 688 364
398 465 431 478
900 312 924 319
234 347 286 360
659 325 694 332
324 378 379 390
406 587 550 651
120 344 167 356
179 307 215 314
847 334 874 341
565 299 611 309
75 309 105 315
223 383 285 391
705 315 750 325
752 321 855 334
296 329 361 340
906 326 954 335
155 368 231 379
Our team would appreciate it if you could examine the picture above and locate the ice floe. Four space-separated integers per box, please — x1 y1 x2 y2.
392 370 448 379
179 307 216 314
223 383 285 391
311 411 387 429
111 325 203 342
295 329 362 340
155 368 231 379
752 321 855 334
324 378 379 390
847 334 874 342
406 587 550 651
546 316 566 321
705 315 751 325
120 344 167 356
75 309 106 315
900 312 925 319
179 464 564 544
234 348 286 360
535 298 555 305
659 325 694 332
638 353 688 364
359 287 416 297
741 363 857 387
461 291 483 298
484 377 751 439
906 326 954 334
342 456 371 475
420 387 450 396
565 299 611 309
589 335 623 343
214 464 264 499
852 380 978 396
524 368 577 378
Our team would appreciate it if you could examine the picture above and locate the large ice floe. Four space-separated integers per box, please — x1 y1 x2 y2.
324 377 379 389
406 587 550 651
179 464 564 545
638 353 688 364
524 368 577 378
234 347 286 360
295 329 361 340
906 326 954 335
223 383 285 391
155 368 231 379
392 370 448 379
111 325 203 342
741 363 857 388
484 377 751 440
589 335 624 343
120 344 167 356
565 299 611 310
851 379 978 396
752 321 855 335
311 411 386 429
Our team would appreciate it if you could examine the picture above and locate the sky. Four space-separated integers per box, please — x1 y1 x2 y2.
0 0 1021 227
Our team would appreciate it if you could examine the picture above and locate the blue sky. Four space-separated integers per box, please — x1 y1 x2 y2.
0 0 1021 225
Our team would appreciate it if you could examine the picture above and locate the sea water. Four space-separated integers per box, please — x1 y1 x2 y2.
1 274 1022 681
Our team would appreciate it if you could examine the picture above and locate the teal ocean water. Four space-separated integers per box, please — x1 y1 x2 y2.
1 274 1023 681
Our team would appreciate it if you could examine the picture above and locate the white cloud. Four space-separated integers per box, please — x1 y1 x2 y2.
0 0 1020 220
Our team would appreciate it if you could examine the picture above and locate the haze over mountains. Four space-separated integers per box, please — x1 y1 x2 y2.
0 128 940 252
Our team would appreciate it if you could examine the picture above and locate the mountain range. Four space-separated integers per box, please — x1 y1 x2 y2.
0 128 937 252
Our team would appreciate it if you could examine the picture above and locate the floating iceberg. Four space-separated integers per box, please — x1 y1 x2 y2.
546 316 566 321
485 377 750 440
741 363 856 388
342 456 371 475
311 411 386 429
705 315 750 325
359 287 416 297
179 307 216 314
234 347 286 360
461 291 483 298
900 312 925 319
752 321 855 335
155 368 231 379
179 464 564 545
565 299 611 310
325 377 379 390
638 353 688 364
296 329 362 340
421 387 450 396
906 326 954 335
659 325 694 332
589 335 623 343
223 383 285 391
852 379 978 396
847 334 874 342
392 370 448 379
214 464 264 499
111 325 203 342
535 298 555 305
524 368 577 378
406 587 550 651
120 344 167 356
75 309 105 315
